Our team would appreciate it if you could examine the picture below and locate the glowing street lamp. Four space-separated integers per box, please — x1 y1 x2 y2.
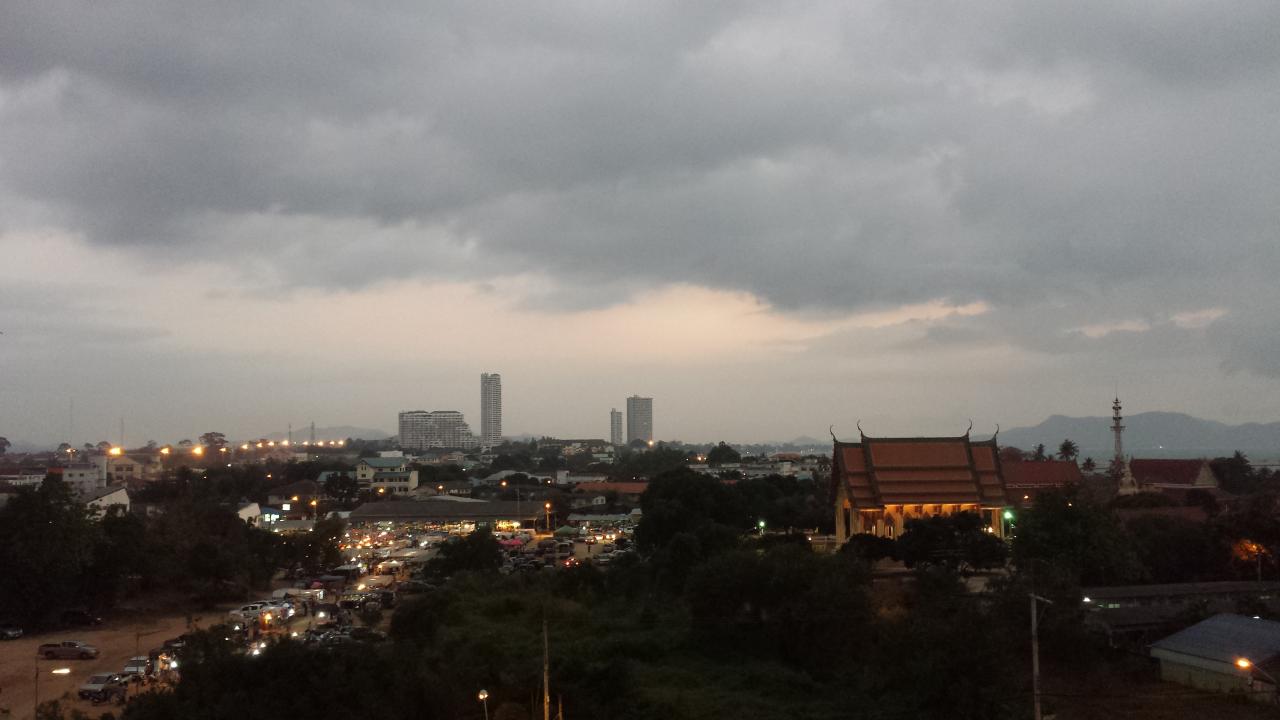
1236 657 1279 687
192 446 204 456
544 502 552 531
109 447 123 456
478 689 489 720
160 447 171 455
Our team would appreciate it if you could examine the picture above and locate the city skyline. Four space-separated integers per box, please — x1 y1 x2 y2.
3 3 1279 447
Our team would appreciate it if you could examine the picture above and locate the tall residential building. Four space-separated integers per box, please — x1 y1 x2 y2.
610 409 623 446
626 395 653 444
399 410 479 451
481 373 503 447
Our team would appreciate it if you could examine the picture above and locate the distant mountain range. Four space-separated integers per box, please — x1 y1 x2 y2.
999 412 1280 460
259 425 391 442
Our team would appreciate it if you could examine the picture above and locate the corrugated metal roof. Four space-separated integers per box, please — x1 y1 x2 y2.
1151 614 1280 665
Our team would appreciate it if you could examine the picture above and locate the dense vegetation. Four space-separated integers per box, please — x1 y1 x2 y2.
0 476 328 628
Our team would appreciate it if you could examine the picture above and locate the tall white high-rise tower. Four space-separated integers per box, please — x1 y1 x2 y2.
610 409 623 446
481 373 503 447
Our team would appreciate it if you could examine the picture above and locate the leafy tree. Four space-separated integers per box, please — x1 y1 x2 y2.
999 446 1024 464
1057 439 1079 462
1125 514 1231 583
1111 491 1176 509
705 441 741 466
685 545 872 671
1030 444 1048 462
1012 488 1142 586
635 468 744 553
840 533 897 562
323 473 359 504
896 512 1007 574
1213 450 1255 494
0 435 9 454
0 477 100 626
1081 457 1097 473
425 529 503 578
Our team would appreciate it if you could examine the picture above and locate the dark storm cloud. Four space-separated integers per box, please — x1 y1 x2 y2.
3 1 1279 372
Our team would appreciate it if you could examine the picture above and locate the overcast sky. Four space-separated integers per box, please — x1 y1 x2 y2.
2 1 1279 447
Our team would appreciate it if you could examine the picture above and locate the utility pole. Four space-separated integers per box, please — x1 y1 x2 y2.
542 617 551 720
1030 593 1053 720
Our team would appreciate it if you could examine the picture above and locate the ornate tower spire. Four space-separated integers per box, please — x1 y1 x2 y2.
1111 396 1138 495
1111 396 1125 464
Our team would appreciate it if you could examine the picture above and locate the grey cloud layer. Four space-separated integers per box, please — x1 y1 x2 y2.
3 1 1279 372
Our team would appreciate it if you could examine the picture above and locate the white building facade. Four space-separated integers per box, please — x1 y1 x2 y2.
610 409 623 446
399 410 479 451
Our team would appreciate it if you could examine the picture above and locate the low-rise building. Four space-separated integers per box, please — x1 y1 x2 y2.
1003 460 1084 508
371 470 419 495
356 457 408 487
1150 614 1280 701
55 464 105 494
81 486 130 516
267 480 321 517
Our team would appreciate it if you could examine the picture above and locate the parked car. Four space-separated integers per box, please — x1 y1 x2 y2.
122 656 152 681
38 641 99 659
79 674 126 700
0 623 22 640
162 635 190 652
228 602 267 619
395 580 433 594
60 609 103 626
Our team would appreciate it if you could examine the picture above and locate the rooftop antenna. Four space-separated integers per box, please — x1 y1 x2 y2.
119 417 125 449
310 421 316 445
288 423 292 446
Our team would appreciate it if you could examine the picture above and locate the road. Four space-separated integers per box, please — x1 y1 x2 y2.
0 613 196 720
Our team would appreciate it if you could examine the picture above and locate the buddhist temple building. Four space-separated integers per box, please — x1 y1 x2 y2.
1004 460 1084 508
833 429 1010 543
1127 458 1220 502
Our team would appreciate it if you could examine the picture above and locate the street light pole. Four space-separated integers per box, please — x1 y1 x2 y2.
478 689 489 720
1236 658 1278 699
1030 593 1053 720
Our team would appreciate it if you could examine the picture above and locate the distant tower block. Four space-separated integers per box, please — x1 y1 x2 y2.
626 395 653 444
481 373 503 447
610 409 623 446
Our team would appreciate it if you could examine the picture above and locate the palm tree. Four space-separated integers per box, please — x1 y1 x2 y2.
1057 439 1080 463
1082 457 1097 473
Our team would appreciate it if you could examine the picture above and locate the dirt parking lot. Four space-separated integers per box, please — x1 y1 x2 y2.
0 613 199 720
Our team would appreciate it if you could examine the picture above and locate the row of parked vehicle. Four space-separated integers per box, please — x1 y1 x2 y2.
1 609 103 641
